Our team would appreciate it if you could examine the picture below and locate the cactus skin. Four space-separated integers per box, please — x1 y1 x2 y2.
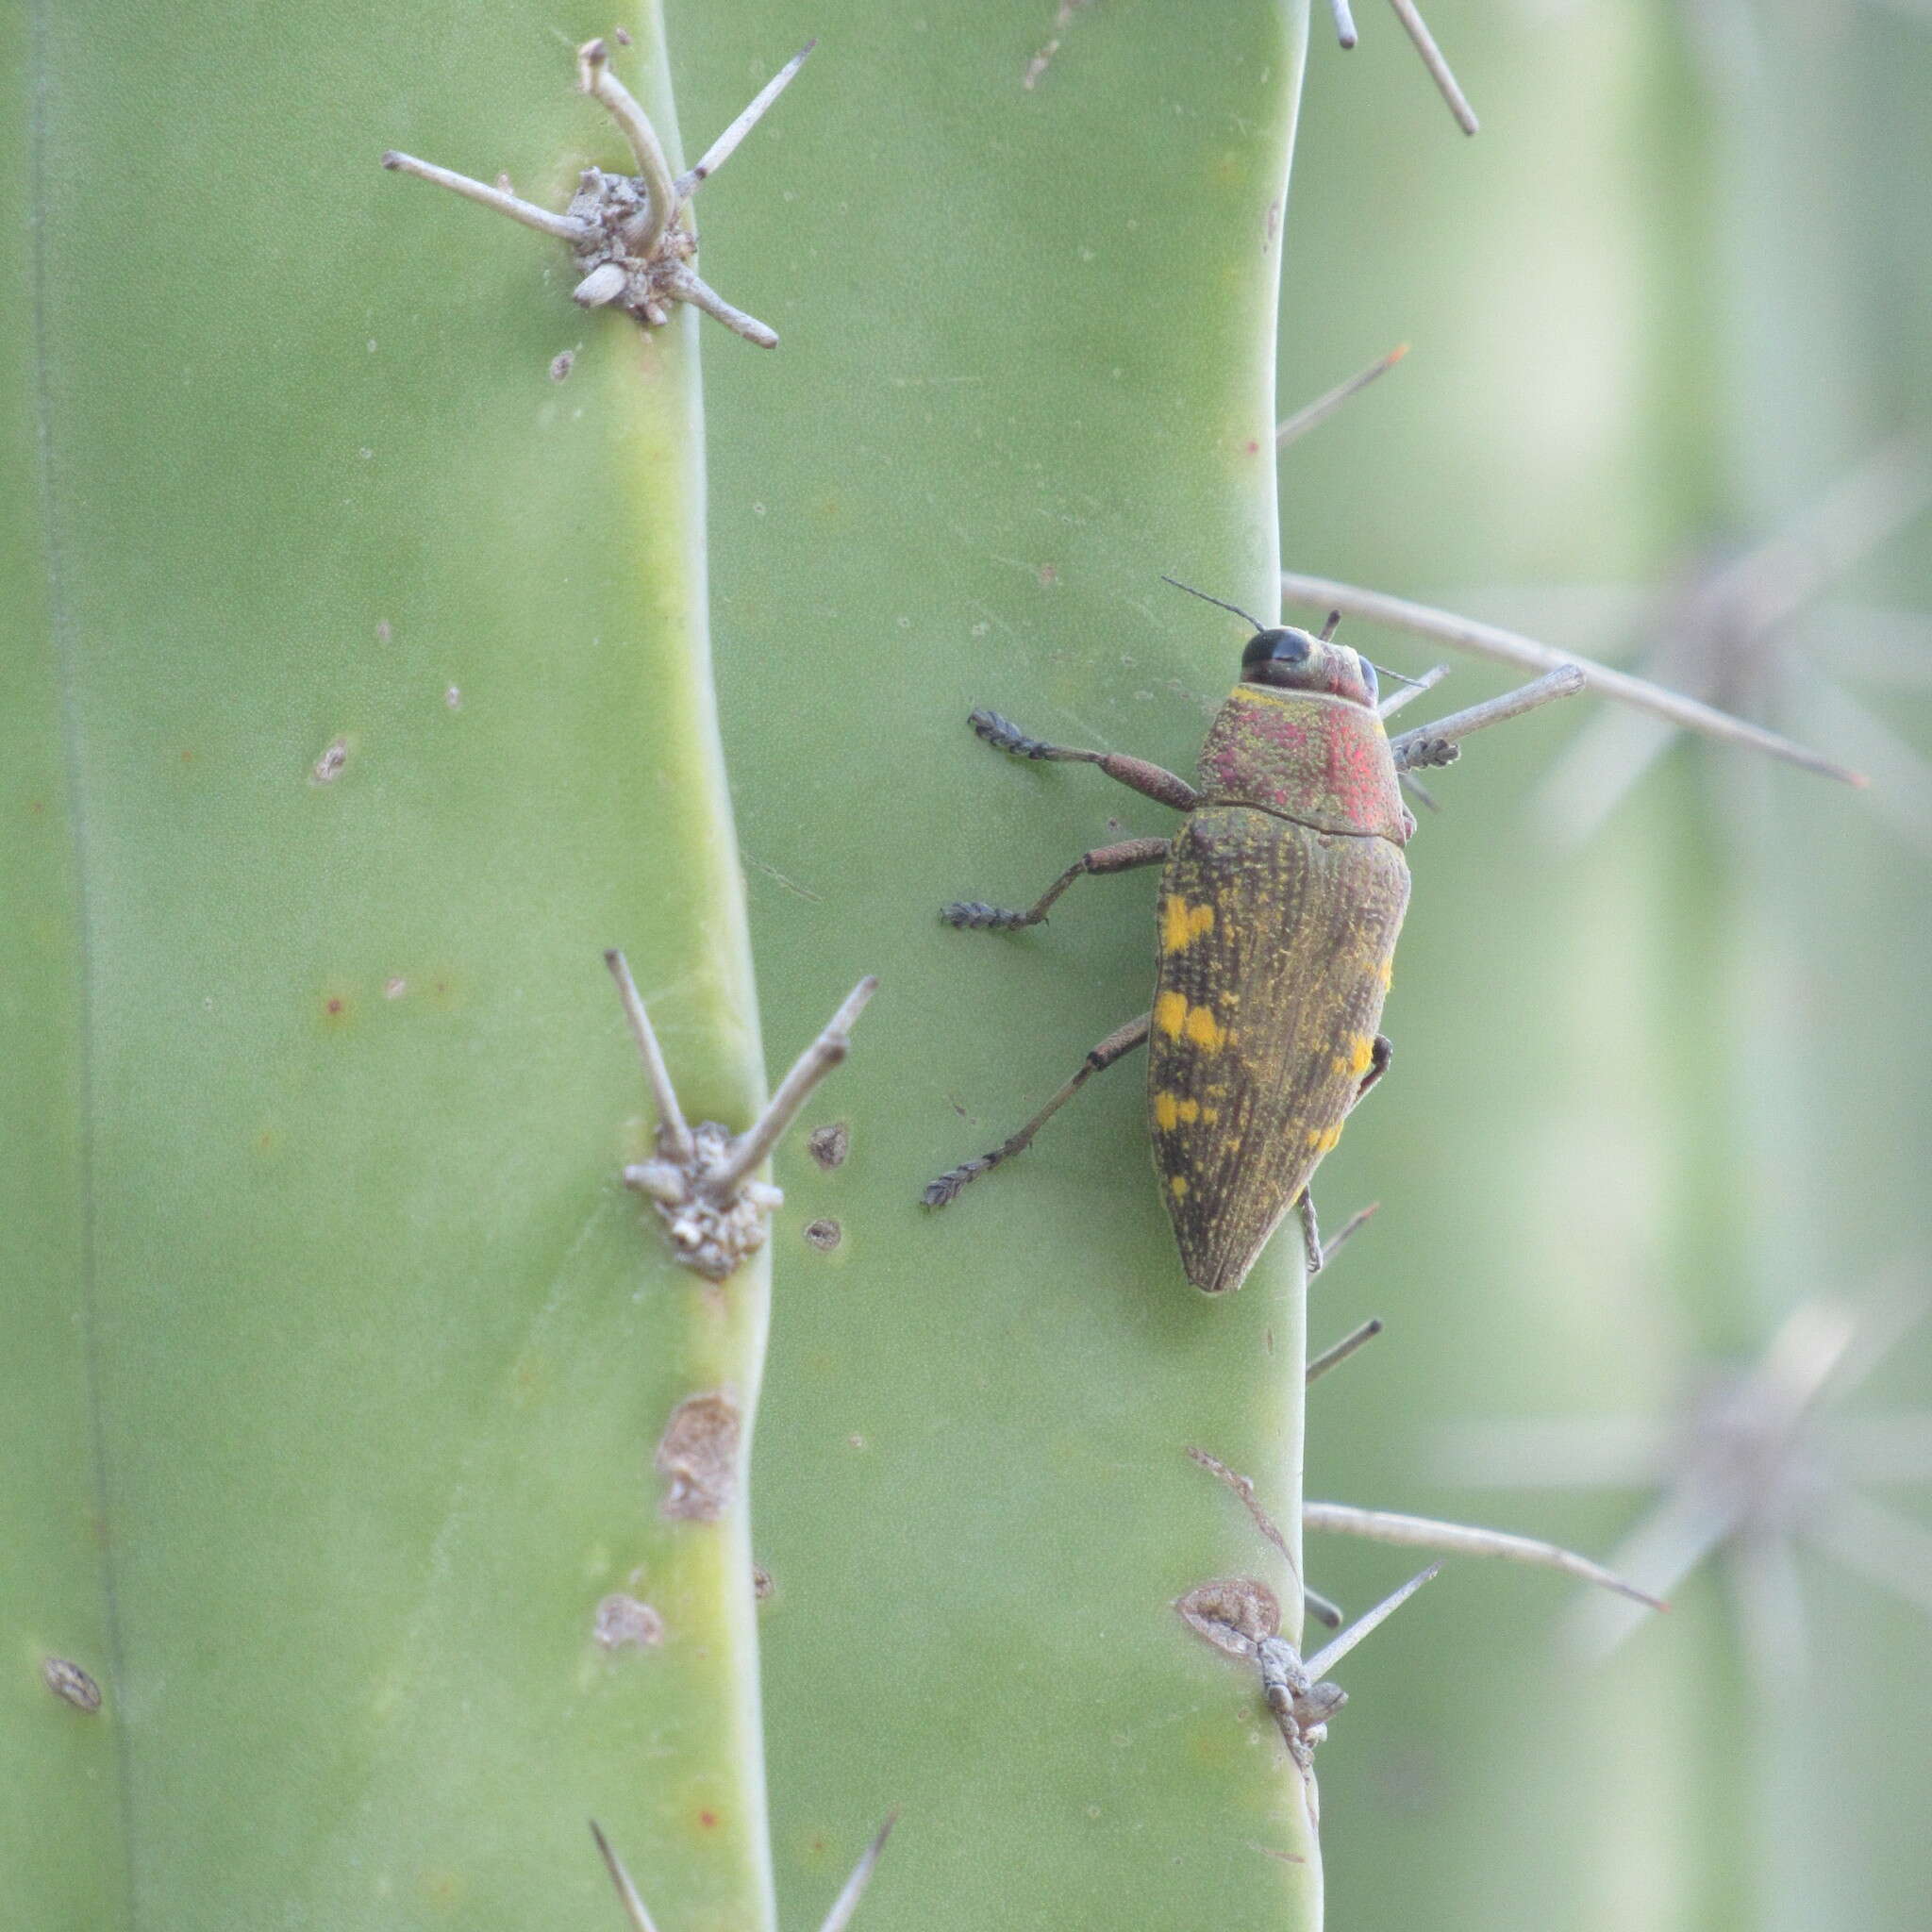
8 3 781 1925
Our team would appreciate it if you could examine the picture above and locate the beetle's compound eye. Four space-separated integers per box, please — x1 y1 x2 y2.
1241 627 1314 675
1356 656 1380 706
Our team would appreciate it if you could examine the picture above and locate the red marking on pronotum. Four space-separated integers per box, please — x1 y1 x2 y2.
1250 709 1309 752
1324 722 1383 823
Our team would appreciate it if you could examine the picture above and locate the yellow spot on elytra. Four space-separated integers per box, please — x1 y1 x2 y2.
1160 895 1216 955
1155 990 1188 1039
1303 1124 1342 1156
1347 1034 1374 1077
1177 1098 1199 1123
1156 1092 1203 1130
1375 957 1393 991
1170 1174 1190 1199
1201 1107 1220 1124
1184 1005 1224 1053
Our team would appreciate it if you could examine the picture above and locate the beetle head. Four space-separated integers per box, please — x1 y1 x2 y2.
1241 626 1380 708
1158 576 1383 710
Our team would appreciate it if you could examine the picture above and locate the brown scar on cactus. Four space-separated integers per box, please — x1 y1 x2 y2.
655 1391 741 1522
606 949 875 1279
592 1592 665 1652
382 38 814 347
1174 1575 1280 1656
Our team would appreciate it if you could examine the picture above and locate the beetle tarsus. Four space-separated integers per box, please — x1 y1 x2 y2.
941 900 1037 930
970 708 1064 760
1393 735 1460 772
922 1160 987 1206
1298 1191 1324 1277
923 1131 1033 1205
941 838 1170 934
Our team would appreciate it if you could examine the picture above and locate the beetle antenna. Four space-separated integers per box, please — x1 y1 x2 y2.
1160 575 1273 633
1363 658 1432 693
1319 609 1343 641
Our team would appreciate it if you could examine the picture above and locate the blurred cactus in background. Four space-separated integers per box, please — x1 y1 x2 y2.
1272 5 1932 1928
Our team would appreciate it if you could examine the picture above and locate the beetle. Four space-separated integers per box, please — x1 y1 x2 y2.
920 582 1577 1296
923 590 1405 1294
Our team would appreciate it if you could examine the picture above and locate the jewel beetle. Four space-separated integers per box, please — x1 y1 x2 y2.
921 581 1557 1296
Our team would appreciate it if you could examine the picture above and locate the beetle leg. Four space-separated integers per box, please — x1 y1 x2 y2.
968 709 1199 812
1296 1042 1391 1281
941 836 1170 931
1297 1191 1324 1277
1353 1034 1391 1105
922 1012 1152 1206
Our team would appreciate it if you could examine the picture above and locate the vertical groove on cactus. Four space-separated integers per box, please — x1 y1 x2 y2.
6 14 130 1921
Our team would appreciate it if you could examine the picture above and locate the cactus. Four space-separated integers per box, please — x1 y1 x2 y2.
7 0 1344 1923
14 1 1917 1928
